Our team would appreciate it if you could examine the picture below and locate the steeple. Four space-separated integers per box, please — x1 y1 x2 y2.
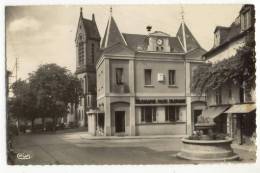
176 6 201 53
181 6 187 53
101 7 127 49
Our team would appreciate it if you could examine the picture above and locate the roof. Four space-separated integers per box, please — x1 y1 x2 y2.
82 18 100 40
204 21 242 57
100 16 204 55
101 16 127 49
176 23 201 52
203 5 255 57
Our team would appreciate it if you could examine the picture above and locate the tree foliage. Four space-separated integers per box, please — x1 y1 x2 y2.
192 42 255 95
9 63 82 131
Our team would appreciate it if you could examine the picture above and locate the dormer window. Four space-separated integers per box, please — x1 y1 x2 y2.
241 9 252 31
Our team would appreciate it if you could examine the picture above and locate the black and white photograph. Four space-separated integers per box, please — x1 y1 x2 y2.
3 1 258 169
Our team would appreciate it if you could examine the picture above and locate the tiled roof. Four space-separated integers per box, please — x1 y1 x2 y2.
122 33 185 53
205 21 241 56
176 23 201 52
101 16 127 49
101 16 203 54
82 18 100 39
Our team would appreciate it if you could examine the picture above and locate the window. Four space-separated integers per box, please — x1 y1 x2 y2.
241 10 252 30
81 79 84 93
228 87 232 99
91 43 95 64
78 42 84 65
141 107 156 123
215 88 222 104
116 68 123 85
165 106 179 122
168 70 176 85
144 69 152 85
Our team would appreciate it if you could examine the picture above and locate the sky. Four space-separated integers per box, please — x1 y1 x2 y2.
6 4 242 81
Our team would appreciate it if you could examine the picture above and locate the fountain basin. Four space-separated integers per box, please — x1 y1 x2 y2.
177 137 239 161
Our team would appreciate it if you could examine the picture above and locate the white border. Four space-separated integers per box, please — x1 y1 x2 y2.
1 0 259 173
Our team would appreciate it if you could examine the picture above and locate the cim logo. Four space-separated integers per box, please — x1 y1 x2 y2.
17 152 32 160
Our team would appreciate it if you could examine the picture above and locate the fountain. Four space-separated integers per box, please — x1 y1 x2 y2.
177 115 239 161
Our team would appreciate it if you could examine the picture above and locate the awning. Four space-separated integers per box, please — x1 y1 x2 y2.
201 106 230 119
224 103 256 114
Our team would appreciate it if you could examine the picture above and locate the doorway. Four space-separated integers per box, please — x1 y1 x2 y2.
115 111 125 133
193 109 202 130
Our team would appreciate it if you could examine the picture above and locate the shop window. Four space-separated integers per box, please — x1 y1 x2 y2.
144 69 152 85
116 68 123 85
165 106 179 122
168 70 176 85
141 107 156 123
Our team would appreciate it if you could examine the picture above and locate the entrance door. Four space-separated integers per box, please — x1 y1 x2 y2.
115 111 125 133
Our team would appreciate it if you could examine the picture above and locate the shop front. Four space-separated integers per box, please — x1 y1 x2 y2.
225 103 256 145
135 98 187 135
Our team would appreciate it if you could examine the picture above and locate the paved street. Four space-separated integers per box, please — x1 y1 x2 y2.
12 130 256 165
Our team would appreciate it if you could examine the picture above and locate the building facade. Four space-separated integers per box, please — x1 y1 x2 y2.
95 13 207 136
203 5 255 145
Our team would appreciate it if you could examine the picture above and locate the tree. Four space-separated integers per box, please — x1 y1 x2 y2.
10 79 37 132
28 64 82 131
192 42 255 94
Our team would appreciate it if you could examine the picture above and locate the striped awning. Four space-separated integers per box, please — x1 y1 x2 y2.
225 103 256 114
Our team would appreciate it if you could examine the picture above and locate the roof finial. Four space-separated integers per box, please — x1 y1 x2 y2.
181 5 185 22
80 7 83 17
110 6 113 16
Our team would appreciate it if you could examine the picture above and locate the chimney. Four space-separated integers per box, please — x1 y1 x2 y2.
146 25 152 33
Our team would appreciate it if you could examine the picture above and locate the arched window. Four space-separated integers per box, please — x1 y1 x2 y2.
78 42 84 65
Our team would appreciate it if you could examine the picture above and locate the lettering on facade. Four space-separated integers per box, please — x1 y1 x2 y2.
135 99 186 104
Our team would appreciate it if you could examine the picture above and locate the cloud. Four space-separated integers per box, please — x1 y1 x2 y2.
9 17 41 32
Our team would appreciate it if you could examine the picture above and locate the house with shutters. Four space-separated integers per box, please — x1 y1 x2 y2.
94 10 207 136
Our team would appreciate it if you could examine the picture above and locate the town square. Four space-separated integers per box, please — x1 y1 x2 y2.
5 4 256 165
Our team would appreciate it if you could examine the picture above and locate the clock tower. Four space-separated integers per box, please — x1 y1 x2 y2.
147 31 171 52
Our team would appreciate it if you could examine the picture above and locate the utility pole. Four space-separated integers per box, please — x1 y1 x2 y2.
15 57 18 82
15 57 20 134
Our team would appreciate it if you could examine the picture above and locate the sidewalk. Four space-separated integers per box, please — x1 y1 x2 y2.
231 143 257 152
77 133 188 140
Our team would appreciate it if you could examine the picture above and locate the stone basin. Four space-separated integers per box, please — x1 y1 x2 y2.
177 137 239 161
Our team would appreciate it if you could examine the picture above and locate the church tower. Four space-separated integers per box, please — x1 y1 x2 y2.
75 8 101 127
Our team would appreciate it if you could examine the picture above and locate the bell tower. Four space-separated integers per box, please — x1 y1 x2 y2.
75 8 101 127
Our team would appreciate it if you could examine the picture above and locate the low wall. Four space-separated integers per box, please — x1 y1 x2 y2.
136 123 186 135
